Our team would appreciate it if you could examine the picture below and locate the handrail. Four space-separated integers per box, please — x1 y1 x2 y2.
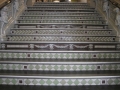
0 0 11 10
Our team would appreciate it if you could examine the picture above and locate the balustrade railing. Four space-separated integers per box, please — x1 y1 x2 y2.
90 0 120 41
0 0 27 41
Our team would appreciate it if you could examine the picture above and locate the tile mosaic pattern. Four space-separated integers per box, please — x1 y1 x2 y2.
6 36 115 42
11 30 112 35
0 78 120 85
0 52 120 59
24 12 98 16
19 20 103 24
0 64 120 71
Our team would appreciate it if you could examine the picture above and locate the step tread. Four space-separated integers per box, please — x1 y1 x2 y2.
0 74 120 78
0 60 120 64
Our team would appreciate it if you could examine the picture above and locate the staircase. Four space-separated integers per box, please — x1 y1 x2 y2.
0 2 120 90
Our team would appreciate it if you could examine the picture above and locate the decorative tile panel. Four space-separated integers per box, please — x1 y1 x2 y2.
11 29 112 35
0 53 27 58
6 36 115 42
0 53 120 59
0 78 120 86
0 64 120 71
24 12 98 16
21 16 101 20
19 20 103 24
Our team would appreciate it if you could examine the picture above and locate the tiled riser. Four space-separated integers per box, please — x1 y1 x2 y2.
0 78 120 85
1 43 118 50
23 13 98 15
0 64 120 71
27 8 94 10
26 10 95 12
0 53 120 59
18 21 103 24
28 7 92 9
11 30 112 35
20 17 101 19
34 2 88 6
6 36 115 42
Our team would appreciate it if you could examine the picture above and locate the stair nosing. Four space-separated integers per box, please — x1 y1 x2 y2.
17 19 106 22
0 61 120 64
26 9 95 10
23 12 97 13
20 15 101 17
0 75 120 79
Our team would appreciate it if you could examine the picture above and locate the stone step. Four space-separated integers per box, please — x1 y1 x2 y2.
34 4 88 6
19 18 103 20
14 23 108 29
33 4 88 6
19 15 102 19
5 35 116 42
25 9 96 12
0 50 120 59
34 2 87 3
34 2 88 5
27 7 94 9
31 5 90 7
23 12 99 15
17 19 105 24
0 74 120 86
0 60 120 72
10 29 113 35
1 71 119 76
0 41 119 50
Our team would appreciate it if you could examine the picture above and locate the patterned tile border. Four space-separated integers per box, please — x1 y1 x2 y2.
0 52 120 59
11 30 111 35
0 78 120 85
0 64 120 71
6 36 115 42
